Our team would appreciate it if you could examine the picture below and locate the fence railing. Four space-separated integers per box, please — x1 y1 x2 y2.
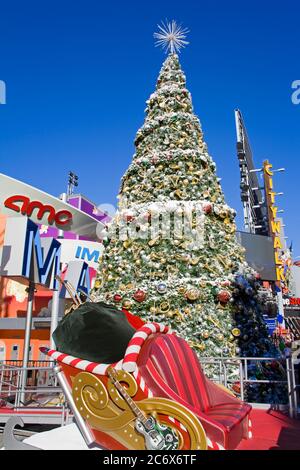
198 355 299 419
0 360 54 368
0 362 69 426
0 356 299 422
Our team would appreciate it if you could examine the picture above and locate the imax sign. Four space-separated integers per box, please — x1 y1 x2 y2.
0 217 61 289
59 239 102 271
0 217 92 295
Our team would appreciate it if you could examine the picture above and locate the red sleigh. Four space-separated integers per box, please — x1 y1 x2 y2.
41 323 252 450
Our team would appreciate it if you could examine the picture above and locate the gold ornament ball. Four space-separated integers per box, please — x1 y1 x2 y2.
159 301 170 313
217 334 225 342
186 288 200 301
178 286 187 295
123 240 132 249
123 300 132 310
94 280 102 289
202 331 210 339
231 328 241 338
150 306 157 314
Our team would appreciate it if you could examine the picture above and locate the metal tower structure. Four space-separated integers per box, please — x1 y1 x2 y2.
235 110 288 326
234 109 268 235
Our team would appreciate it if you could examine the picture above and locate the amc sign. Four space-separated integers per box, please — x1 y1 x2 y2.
4 195 73 226
0 173 104 240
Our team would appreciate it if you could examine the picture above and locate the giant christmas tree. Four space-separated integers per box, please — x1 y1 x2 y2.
94 22 278 362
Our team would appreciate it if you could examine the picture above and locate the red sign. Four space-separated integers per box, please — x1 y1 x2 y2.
283 297 300 307
4 195 73 226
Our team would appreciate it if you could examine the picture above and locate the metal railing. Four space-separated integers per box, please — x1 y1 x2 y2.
199 355 299 419
0 360 54 368
0 356 299 424
0 362 70 426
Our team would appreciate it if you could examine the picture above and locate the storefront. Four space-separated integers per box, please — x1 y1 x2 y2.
0 172 107 361
283 297 300 340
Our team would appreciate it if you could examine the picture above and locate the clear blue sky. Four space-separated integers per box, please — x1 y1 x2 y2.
0 1 299 254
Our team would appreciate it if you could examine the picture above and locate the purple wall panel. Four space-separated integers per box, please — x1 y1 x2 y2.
39 193 110 240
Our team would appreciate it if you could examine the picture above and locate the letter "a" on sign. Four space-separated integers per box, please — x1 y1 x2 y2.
274 237 282 249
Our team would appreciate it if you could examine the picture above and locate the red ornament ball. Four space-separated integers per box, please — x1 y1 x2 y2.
123 211 135 222
218 290 231 304
202 202 213 214
232 381 241 394
133 289 147 303
113 294 122 303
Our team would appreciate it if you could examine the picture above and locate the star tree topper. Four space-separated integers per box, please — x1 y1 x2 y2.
154 20 189 54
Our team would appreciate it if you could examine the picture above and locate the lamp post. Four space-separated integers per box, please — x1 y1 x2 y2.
50 191 68 349
20 281 36 405
50 172 79 348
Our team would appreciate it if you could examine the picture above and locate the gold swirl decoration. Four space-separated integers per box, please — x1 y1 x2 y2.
72 370 207 450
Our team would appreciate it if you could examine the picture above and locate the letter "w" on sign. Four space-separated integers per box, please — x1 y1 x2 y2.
0 80 6 104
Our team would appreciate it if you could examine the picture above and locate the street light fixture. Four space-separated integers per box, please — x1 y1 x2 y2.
68 171 79 196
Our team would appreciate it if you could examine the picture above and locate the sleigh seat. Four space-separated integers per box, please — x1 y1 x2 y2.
41 322 251 450
132 333 252 450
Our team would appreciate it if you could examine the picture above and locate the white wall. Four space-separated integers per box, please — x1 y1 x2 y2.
290 266 300 297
